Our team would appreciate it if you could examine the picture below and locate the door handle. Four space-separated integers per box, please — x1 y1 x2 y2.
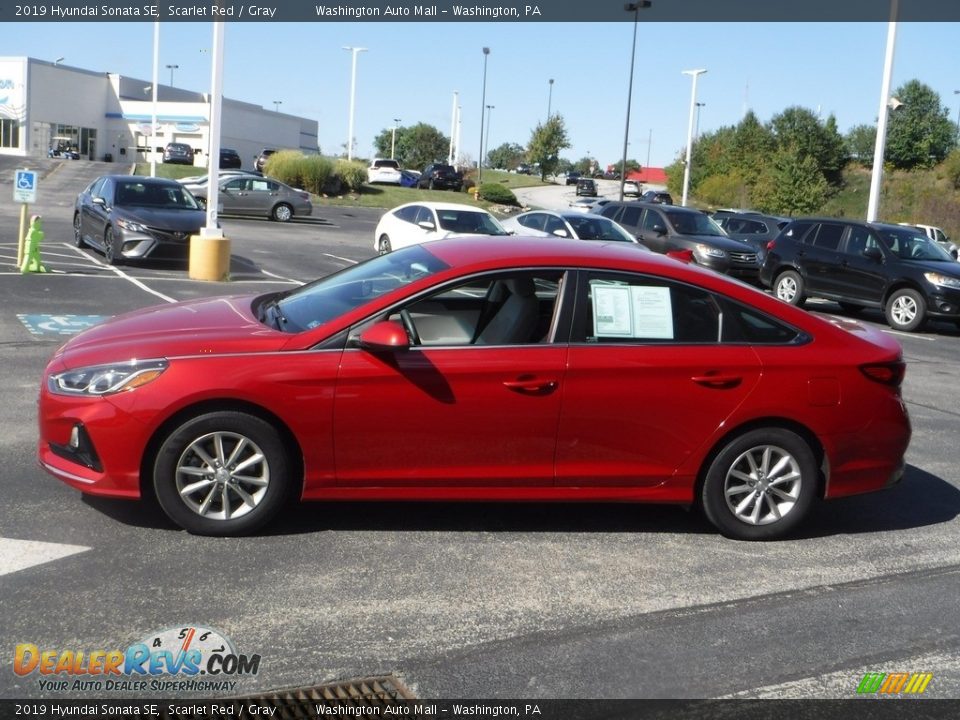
691 374 742 389
503 377 559 395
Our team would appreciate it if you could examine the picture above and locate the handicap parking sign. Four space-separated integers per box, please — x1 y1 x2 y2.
14 169 37 203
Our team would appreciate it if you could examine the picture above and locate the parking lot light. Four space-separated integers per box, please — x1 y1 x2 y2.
681 68 707 207
619 2 652 202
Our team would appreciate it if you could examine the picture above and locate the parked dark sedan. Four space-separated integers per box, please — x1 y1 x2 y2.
417 163 463 191
73 175 206 264
162 142 195 165
219 148 243 169
599 201 761 278
760 218 960 332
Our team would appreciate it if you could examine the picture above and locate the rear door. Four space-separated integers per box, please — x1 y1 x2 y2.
801 222 847 296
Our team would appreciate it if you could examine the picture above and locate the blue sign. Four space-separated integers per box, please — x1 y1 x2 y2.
14 169 37 203
17 314 107 337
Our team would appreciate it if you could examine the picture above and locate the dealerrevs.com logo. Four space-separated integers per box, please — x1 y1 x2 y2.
14 626 261 693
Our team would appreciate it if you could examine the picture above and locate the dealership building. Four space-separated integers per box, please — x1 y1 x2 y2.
0 56 318 168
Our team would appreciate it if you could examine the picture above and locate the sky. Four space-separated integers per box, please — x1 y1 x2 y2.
5 20 960 169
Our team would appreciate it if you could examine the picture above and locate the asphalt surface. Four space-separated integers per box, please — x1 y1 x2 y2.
1 160 959 703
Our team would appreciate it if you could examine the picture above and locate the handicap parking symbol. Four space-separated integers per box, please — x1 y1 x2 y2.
14 169 38 203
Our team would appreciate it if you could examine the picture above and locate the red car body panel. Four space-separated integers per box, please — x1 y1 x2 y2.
37 237 910 515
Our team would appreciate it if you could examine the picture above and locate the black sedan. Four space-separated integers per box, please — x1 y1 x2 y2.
73 175 206 264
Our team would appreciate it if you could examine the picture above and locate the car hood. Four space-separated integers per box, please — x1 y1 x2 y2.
903 258 960 276
116 207 206 230
677 233 759 252
54 295 287 369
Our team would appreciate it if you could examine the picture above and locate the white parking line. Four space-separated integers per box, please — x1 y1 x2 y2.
0 537 90 577
322 253 359 265
883 329 936 341
62 244 177 303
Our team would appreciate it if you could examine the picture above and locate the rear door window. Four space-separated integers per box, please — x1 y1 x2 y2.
809 223 845 250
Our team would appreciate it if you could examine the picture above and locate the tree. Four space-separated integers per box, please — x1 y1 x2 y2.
770 106 847 183
845 124 877 166
486 142 526 171
610 159 642 176
885 79 957 169
527 115 571 180
753 147 828 216
373 123 450 171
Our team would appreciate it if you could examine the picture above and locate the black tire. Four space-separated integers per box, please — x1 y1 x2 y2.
701 428 817 540
103 227 121 265
774 269 805 307
428 179 436 190
153 411 293 536
378 235 392 255
73 213 86 248
837 301 863 314
885 288 926 332
272 203 293 222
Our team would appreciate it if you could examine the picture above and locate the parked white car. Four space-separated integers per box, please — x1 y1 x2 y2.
374 201 510 254
901 223 958 260
367 158 403 185
501 210 645 247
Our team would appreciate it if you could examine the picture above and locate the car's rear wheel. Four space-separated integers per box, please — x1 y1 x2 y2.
153 411 293 536
73 213 85 248
701 428 817 540
774 270 805 306
885 288 926 332
272 203 293 222
378 235 392 255
103 227 120 265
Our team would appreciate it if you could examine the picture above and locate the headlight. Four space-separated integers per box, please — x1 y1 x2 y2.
116 218 149 234
49 359 168 396
924 272 960 290
694 244 726 259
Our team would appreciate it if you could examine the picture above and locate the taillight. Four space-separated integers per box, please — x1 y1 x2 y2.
766 240 777 251
860 361 905 387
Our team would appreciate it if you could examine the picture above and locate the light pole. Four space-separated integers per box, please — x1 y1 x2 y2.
343 46 367 161
695 102 706 141
479 47 490 184
165 63 178 86
681 68 707 207
954 90 960 141
867 4 898 223
273 100 282 112
54 57 64 65
485 105 494 165
619 2 652 201
547 78 554 119
391 118 400 159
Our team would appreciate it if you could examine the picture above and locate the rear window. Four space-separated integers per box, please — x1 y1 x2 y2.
372 159 400 169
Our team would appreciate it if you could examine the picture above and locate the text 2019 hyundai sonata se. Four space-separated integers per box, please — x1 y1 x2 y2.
38 237 910 539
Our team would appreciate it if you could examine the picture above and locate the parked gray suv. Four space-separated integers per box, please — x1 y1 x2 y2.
598 201 762 279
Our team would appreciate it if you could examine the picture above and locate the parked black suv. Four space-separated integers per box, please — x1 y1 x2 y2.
575 178 598 197
599 201 762 278
760 218 960 332
417 163 463 191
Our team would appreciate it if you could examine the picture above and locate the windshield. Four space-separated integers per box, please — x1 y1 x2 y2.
565 215 636 242
115 181 202 210
879 229 955 262
436 209 510 235
274 245 449 332
665 211 726 237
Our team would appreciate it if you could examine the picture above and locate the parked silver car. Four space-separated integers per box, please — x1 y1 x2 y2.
191 175 312 222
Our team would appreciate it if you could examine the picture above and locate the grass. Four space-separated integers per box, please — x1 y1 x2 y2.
136 162 551 214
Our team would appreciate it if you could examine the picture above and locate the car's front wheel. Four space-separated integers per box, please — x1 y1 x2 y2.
73 213 85 248
885 288 926 332
272 203 293 222
153 411 293 536
774 270 805 306
103 227 120 265
701 428 818 540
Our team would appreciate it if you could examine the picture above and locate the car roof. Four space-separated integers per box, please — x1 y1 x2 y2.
395 201 491 213
103 174 182 186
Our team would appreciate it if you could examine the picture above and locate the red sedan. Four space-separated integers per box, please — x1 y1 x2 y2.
37 237 910 539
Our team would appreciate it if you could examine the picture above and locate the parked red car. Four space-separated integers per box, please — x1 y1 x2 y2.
38 237 910 539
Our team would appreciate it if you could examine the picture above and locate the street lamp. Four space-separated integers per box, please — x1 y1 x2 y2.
273 100 282 112
681 68 707 207
53 57 64 66
547 78 554 119
619 2 652 201
479 47 490 184
391 118 401 159
695 102 706 141
954 90 960 141
866 9 898 223
485 105 495 165
165 63 179 86
343 46 368 161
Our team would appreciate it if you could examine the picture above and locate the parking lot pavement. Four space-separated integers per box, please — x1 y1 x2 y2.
2 165 960 699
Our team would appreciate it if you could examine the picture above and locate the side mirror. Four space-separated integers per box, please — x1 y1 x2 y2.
863 247 883 261
417 220 436 232
653 224 667 236
552 229 569 238
92 197 106 207
359 321 410 351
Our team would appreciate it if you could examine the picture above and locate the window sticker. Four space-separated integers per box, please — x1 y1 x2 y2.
591 282 674 339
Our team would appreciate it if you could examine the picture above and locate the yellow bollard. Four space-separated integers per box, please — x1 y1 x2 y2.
188 233 231 282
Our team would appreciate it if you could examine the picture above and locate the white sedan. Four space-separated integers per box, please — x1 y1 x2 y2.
374 201 510 254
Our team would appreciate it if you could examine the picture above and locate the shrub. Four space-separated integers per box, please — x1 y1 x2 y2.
335 159 368 193
298 156 335 195
263 150 305 188
462 177 476 193
943 149 960 190
477 182 519 206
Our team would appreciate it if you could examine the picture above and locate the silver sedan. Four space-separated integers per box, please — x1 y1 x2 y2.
191 175 312 222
